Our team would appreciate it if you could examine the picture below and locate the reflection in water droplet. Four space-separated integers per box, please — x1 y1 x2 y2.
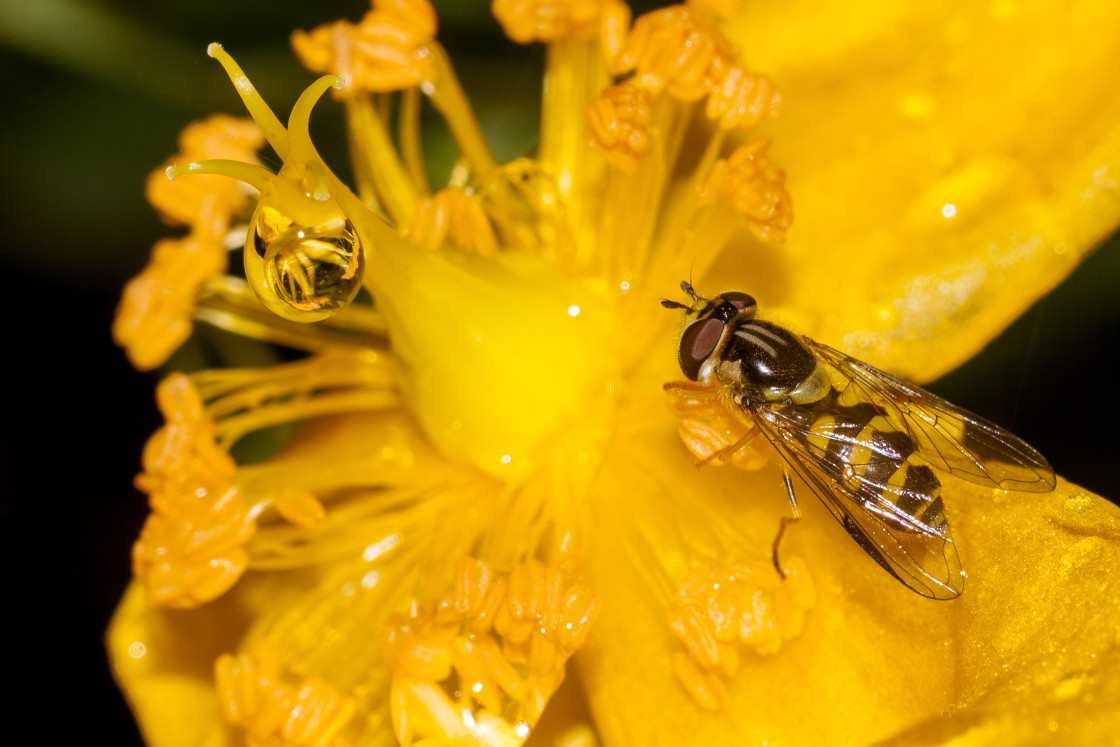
245 204 365 322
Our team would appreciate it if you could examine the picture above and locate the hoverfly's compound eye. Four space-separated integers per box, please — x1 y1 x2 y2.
719 291 757 313
678 317 725 380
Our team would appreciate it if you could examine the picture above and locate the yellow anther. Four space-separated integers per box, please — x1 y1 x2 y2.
666 603 723 668
384 557 599 745
685 0 743 20
664 382 772 469
706 65 782 131
698 139 793 243
130 374 253 608
670 652 730 712
116 115 264 369
135 373 236 502
437 556 494 622
113 235 228 371
145 115 264 235
216 640 357 747
131 372 336 606
492 0 612 44
292 0 438 93
132 490 254 608
584 81 654 173
611 5 737 101
273 491 327 529
409 186 500 256
598 0 630 64
668 558 816 710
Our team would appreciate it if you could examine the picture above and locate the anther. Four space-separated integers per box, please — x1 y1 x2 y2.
698 139 793 243
706 65 782 131
585 81 654 173
409 186 499 255
611 5 737 101
668 559 816 709
292 0 438 93
493 0 617 44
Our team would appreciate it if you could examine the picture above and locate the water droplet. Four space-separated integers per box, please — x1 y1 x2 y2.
245 204 364 322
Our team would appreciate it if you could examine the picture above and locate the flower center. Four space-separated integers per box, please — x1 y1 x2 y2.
370 246 621 479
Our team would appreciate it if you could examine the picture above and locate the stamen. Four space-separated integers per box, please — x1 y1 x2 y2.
190 347 400 448
598 1 630 65
398 87 430 195
132 373 250 607
131 372 351 607
410 186 499 256
195 275 390 352
385 557 599 745
706 65 782 131
611 5 737 102
117 115 266 369
113 235 228 370
345 93 421 226
698 138 793 243
292 0 438 93
216 640 357 747
685 0 743 20
585 81 654 173
493 0 616 44
668 558 816 710
425 43 499 175
664 381 772 469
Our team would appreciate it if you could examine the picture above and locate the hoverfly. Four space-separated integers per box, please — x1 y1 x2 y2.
662 281 1056 599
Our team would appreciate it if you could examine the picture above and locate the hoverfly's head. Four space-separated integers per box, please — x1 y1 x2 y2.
661 281 757 381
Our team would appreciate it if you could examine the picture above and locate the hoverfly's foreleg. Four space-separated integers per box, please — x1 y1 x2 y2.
695 426 764 468
772 468 803 577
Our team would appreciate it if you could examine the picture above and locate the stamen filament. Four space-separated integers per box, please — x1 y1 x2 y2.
207 43 290 157
399 87 431 196
426 42 497 176
346 93 419 227
539 37 610 265
196 275 389 350
215 390 400 449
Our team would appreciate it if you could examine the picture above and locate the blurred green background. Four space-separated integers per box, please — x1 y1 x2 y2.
2 1 1117 744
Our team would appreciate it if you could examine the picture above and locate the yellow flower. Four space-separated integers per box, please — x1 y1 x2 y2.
109 1 1120 745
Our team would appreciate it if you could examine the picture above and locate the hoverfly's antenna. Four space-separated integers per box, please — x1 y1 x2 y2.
660 299 690 310
680 280 699 302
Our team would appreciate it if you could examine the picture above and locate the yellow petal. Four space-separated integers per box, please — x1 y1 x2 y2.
721 0 1120 381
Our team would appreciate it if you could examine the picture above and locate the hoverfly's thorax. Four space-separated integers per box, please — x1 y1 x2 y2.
719 319 823 404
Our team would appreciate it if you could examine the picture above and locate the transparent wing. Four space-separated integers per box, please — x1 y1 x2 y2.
752 405 964 600
805 338 1056 493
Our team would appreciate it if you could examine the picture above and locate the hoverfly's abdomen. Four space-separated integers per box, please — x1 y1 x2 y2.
722 320 821 401
786 394 948 536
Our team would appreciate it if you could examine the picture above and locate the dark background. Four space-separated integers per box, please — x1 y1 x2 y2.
2 1 1117 743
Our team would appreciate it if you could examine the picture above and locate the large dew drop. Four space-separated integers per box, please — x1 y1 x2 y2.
245 203 364 322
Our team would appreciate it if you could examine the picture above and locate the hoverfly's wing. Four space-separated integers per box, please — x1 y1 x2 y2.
805 339 1056 493
752 407 964 599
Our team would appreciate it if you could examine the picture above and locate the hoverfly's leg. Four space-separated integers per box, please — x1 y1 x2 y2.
694 426 763 468
772 468 803 577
